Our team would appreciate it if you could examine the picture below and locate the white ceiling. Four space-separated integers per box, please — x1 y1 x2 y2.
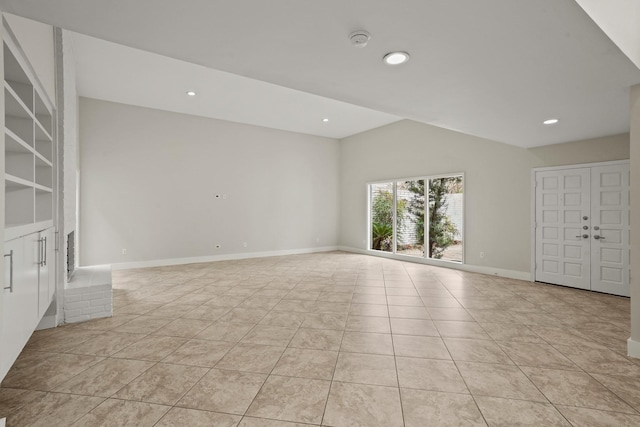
71 32 400 139
1 0 639 147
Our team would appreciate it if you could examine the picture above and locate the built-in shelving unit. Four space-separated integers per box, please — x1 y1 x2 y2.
1 17 58 383
4 35 54 239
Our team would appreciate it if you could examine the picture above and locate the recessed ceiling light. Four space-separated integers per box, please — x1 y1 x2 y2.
186 91 196 96
383 52 410 65
322 118 329 123
543 118 559 125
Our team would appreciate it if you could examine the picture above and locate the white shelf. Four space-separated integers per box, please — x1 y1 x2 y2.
33 183 52 192
4 82 33 119
5 127 32 153
34 117 52 141
4 220 54 242
5 172 33 188
4 33 56 235
34 150 52 167
34 89 52 136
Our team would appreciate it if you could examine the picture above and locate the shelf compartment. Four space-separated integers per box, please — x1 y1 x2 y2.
6 131 34 181
5 179 34 227
35 188 52 222
7 80 33 113
4 43 31 86
5 127 32 151
5 116 33 146
35 124 52 162
5 83 33 119
35 156 52 188
4 35 56 236
34 90 52 135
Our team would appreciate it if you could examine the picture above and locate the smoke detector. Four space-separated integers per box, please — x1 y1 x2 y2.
349 30 371 48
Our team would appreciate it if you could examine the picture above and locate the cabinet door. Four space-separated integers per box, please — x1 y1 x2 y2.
21 233 41 330
1 237 35 379
47 229 56 302
38 227 55 314
37 229 54 317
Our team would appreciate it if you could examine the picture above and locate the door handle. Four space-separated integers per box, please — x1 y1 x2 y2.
576 234 589 239
4 250 14 292
594 235 605 240
38 238 44 267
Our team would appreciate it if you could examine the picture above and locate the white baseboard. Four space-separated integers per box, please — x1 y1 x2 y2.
35 314 57 330
109 246 340 270
628 338 640 359
338 246 530 281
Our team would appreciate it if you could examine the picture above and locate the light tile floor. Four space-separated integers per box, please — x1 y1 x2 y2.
1 251 638 426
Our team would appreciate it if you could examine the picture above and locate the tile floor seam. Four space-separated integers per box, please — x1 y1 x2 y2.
506 351 575 409
318 271 358 427
578 370 640 415
234 293 315 423
389 269 408 427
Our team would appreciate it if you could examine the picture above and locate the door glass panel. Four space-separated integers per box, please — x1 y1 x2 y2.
396 180 424 257
427 176 463 261
370 182 394 252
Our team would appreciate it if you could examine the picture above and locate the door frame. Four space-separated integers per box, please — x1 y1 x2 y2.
530 159 630 283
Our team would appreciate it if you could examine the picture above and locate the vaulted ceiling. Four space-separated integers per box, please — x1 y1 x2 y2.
1 0 639 147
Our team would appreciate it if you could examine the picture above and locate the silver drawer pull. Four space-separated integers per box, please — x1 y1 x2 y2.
4 250 14 293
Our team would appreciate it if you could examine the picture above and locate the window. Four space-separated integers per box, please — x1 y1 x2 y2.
369 174 464 263
370 182 394 253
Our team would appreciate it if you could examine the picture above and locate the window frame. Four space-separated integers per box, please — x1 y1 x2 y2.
367 172 465 265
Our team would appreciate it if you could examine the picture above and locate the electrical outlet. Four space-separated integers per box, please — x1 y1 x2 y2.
122 248 127 255
480 251 485 258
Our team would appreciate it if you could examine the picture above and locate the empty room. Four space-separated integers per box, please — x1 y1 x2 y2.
1 1 640 426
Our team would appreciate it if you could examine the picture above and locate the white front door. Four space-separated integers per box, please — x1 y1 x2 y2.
535 168 591 290
590 164 630 296
534 162 630 296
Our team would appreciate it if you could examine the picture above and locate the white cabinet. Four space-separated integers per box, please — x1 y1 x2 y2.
37 227 54 316
2 235 37 379
1 228 53 379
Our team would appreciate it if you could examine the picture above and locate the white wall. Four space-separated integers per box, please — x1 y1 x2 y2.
575 0 640 70
79 98 340 266
339 120 629 276
49 28 79 325
3 13 55 103
61 29 78 270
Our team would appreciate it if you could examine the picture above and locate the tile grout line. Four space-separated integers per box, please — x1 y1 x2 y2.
318 266 358 427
